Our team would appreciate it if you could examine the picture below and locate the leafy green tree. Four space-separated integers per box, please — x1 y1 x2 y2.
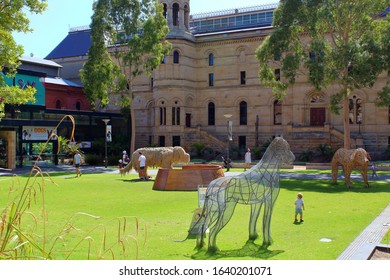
80 0 171 155
0 0 47 119
256 0 390 148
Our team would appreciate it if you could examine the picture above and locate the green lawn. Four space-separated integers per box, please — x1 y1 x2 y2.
1 170 389 260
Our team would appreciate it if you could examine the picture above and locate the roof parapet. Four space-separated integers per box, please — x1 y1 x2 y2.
190 3 278 20
69 25 90 33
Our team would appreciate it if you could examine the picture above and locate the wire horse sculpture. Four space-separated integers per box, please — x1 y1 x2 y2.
188 137 295 253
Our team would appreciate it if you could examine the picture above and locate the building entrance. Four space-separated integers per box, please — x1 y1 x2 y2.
310 108 326 126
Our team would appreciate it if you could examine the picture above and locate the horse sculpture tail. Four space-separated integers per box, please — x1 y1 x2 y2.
172 203 208 245
119 161 133 176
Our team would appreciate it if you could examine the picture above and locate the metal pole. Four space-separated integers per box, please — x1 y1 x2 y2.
224 114 232 172
105 132 108 168
102 119 110 168
227 131 230 172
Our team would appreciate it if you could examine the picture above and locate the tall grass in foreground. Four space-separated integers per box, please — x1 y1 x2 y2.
0 115 144 259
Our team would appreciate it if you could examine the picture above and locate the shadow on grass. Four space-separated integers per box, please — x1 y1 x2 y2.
190 240 284 260
281 178 390 194
119 178 155 183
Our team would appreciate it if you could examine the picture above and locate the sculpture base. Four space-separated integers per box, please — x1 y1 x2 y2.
152 164 224 191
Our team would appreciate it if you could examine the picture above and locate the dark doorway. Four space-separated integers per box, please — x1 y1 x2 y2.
159 136 166 147
186 113 191 128
310 108 326 126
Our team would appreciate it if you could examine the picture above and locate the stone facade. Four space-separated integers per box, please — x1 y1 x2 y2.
48 1 390 159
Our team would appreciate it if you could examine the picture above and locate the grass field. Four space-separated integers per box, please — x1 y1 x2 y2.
1 169 389 260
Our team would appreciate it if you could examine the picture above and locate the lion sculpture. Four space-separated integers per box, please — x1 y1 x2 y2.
183 137 295 252
120 146 190 177
331 148 371 188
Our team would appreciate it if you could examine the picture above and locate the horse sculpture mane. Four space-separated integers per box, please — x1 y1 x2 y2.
186 137 295 253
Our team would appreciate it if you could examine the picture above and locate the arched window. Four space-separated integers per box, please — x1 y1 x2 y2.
208 102 215 125
208 73 214 86
274 100 282 125
173 3 179 26
184 5 189 29
55 100 61 109
76 101 81 111
275 69 281 81
209 53 214 66
172 101 180 125
173 50 180 64
160 101 166 125
163 4 167 18
239 101 247 125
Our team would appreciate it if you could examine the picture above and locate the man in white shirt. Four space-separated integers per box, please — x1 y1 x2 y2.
138 152 147 180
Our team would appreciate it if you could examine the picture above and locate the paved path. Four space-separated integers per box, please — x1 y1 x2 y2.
2 164 390 180
337 203 390 260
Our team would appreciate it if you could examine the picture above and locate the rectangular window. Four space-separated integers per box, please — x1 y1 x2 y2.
172 136 181 146
159 136 166 147
250 14 258 24
236 16 243 25
258 13 266 22
243 15 250 25
160 107 166 125
172 107 176 125
172 107 180 125
228 17 235 26
209 73 214 87
186 113 191 128
238 136 246 152
221 18 228 28
240 71 246 85
265 12 273 21
275 69 281 81
176 107 180 125
214 18 221 29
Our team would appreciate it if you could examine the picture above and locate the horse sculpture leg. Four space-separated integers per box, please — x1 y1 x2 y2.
358 167 370 188
207 201 237 253
262 199 276 245
248 203 262 240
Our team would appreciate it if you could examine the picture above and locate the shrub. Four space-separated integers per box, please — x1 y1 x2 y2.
192 142 206 157
253 146 262 160
299 150 315 162
317 144 336 160
108 155 120 166
84 154 102 166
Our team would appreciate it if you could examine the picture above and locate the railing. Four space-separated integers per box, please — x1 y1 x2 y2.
190 3 278 20
69 25 90 33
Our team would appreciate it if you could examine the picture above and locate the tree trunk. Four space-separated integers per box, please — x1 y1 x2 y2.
130 105 135 156
343 95 351 149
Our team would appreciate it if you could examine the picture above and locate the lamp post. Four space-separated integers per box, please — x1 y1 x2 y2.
357 116 362 134
224 114 232 172
102 119 110 168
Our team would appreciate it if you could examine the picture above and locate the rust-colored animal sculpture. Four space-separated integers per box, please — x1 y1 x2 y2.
331 148 371 188
120 146 190 177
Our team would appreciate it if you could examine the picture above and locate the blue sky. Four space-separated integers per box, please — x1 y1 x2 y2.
13 0 277 58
